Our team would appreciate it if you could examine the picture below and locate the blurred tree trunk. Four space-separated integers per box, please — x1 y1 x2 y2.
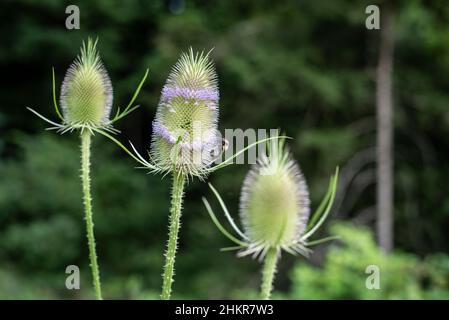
376 3 395 253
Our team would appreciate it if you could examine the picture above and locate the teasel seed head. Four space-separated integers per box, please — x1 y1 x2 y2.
150 48 220 178
239 138 310 252
60 38 113 128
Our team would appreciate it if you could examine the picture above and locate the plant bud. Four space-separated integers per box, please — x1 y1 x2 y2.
60 38 113 127
239 139 310 249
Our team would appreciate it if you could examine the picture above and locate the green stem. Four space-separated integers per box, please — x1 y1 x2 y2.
260 248 279 300
161 172 186 300
80 130 102 300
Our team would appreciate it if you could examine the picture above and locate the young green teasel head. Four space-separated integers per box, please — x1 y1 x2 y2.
239 137 311 256
27 37 148 135
204 137 339 258
202 136 339 299
59 38 113 129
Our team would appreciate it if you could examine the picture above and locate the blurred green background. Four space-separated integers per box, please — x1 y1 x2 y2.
0 0 448 299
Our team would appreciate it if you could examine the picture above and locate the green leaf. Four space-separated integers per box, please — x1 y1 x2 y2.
111 68 149 123
93 127 156 170
208 183 248 240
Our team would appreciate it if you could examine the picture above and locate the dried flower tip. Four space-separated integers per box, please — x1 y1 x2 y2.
239 138 310 250
151 48 220 177
60 38 113 128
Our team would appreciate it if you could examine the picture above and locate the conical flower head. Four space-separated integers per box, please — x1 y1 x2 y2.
60 38 113 128
151 49 220 178
240 139 310 250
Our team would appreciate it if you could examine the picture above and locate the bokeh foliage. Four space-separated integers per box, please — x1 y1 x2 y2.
291 224 449 299
0 0 448 298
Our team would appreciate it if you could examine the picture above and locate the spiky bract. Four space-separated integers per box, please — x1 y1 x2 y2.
60 38 113 128
239 138 310 252
151 49 220 178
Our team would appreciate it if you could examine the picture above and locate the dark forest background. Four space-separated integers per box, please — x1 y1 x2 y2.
0 0 448 299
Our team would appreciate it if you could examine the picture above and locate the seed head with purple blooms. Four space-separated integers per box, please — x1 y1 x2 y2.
151 48 220 178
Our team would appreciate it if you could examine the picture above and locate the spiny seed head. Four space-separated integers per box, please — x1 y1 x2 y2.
239 138 310 250
151 48 220 178
60 38 113 128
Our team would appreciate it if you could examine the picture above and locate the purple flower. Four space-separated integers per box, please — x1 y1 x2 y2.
150 48 220 178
